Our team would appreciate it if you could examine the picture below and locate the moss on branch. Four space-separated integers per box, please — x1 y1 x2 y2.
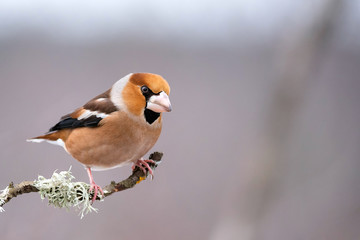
0 152 163 218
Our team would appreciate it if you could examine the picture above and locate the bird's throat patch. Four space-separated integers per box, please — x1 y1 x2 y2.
144 109 160 124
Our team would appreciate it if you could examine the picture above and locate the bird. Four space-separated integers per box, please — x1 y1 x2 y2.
27 73 172 202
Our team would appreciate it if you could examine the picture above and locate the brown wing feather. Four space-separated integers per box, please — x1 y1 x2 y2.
60 89 118 120
29 89 119 142
83 89 118 114
46 89 118 132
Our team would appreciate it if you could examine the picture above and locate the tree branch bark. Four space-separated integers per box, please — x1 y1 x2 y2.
0 152 163 209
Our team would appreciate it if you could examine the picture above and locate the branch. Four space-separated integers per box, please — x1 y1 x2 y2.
103 152 163 197
0 152 163 217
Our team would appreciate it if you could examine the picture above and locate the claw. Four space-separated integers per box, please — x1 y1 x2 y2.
86 167 104 203
133 159 156 179
89 182 104 203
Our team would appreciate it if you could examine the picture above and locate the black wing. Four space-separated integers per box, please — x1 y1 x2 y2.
48 89 118 132
49 115 103 132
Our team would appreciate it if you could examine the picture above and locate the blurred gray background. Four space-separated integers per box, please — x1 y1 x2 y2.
1 0 360 239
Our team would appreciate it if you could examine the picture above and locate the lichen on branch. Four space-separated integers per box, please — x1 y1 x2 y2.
0 152 163 218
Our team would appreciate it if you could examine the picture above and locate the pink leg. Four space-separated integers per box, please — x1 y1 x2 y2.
132 159 156 178
86 167 104 203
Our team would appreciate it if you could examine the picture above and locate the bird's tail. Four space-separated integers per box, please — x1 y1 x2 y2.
27 130 71 149
27 131 59 142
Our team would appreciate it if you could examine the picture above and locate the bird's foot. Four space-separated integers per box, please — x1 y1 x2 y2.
86 167 104 203
89 181 104 203
132 159 156 179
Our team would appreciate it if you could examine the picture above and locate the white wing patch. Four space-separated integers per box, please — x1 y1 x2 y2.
78 109 109 120
96 98 106 102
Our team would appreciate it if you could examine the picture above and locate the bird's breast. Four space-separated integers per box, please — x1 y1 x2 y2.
64 111 162 170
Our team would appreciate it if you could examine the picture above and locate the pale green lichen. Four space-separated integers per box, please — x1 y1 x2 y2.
0 186 9 212
33 167 103 218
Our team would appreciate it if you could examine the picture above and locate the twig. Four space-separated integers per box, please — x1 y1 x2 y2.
0 152 163 212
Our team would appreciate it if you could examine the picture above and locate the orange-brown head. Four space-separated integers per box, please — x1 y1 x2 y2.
111 73 171 124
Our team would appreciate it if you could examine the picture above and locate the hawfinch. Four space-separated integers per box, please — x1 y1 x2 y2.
28 73 171 202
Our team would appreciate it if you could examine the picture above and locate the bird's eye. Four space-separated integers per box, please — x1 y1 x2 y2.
141 86 149 94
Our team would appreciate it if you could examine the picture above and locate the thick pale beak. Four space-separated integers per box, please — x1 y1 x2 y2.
147 91 172 113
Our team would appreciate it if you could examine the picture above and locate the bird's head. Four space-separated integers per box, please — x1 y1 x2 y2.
111 73 171 124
